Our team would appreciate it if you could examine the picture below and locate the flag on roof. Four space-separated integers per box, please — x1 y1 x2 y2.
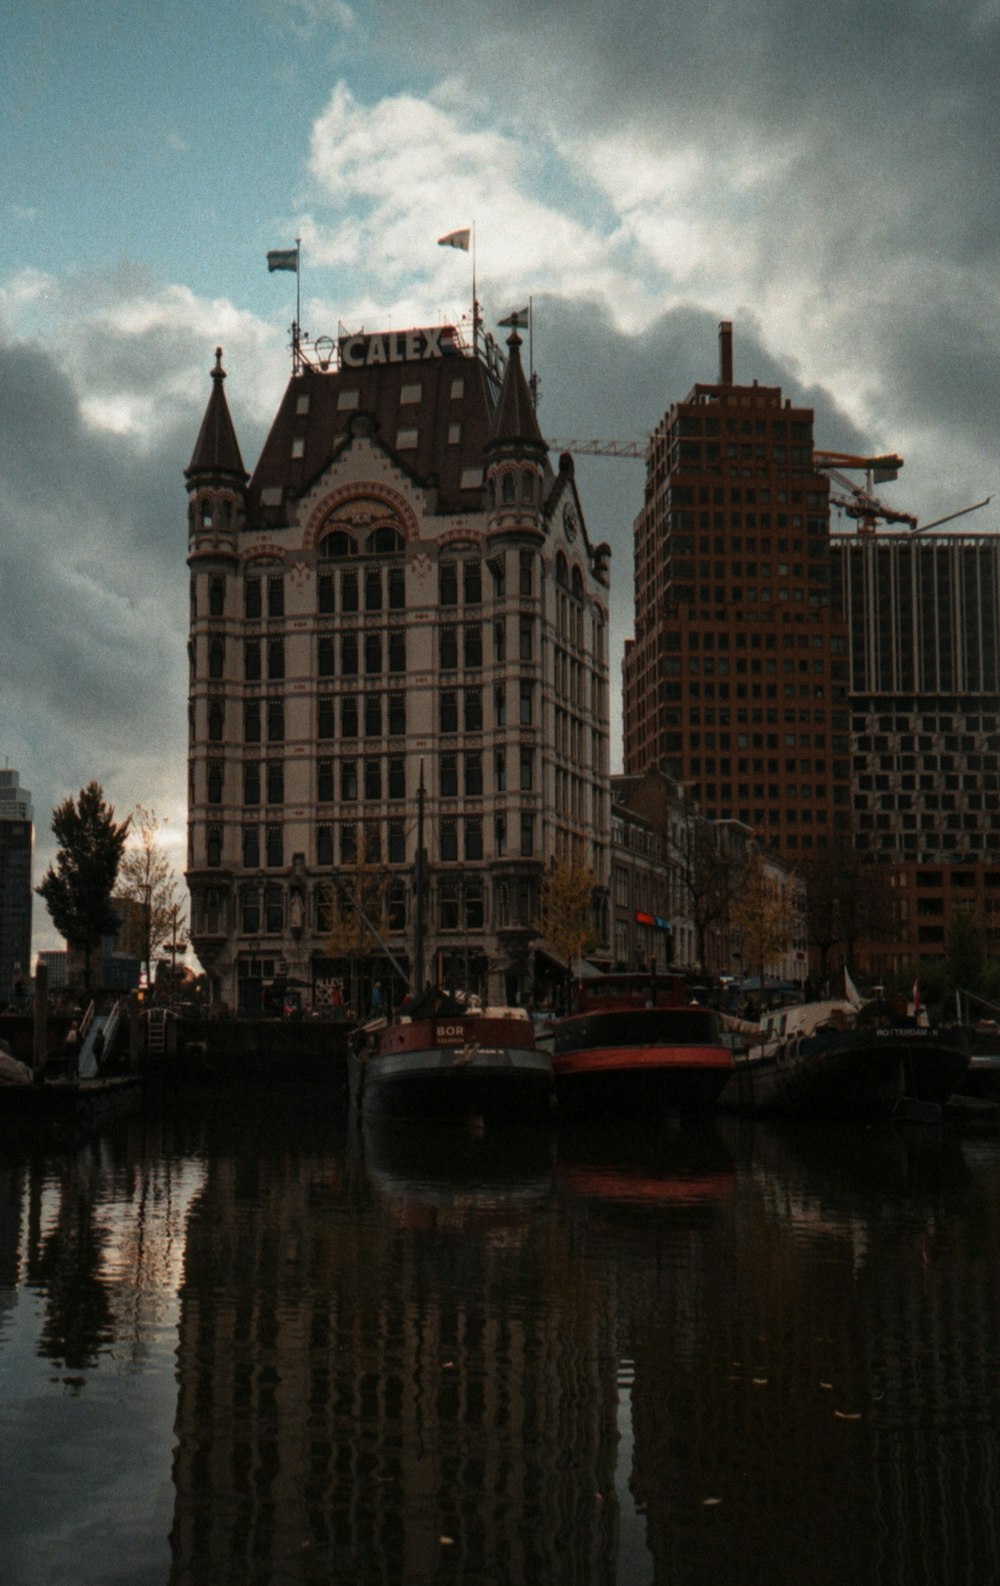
437 228 471 251
267 248 299 273
498 306 530 328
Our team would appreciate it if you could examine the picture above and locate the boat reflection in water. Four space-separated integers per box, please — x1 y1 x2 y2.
555 1118 736 1228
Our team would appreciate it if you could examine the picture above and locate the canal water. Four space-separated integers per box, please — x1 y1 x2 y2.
2 1089 999 1586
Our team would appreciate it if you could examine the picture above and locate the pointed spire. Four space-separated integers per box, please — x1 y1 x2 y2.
487 330 546 454
185 348 248 484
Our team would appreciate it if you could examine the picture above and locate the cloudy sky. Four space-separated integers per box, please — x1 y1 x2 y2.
5 0 1000 958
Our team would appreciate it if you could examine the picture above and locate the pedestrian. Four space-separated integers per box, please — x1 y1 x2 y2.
64 1022 80 1081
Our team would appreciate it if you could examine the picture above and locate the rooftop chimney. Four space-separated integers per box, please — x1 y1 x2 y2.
718 320 733 385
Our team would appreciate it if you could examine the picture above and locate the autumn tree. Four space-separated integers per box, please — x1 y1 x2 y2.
37 783 131 993
729 850 798 992
321 830 393 1017
116 806 185 986
537 862 599 970
799 841 895 984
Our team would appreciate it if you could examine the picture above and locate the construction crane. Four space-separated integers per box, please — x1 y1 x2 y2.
548 439 992 535
813 451 917 534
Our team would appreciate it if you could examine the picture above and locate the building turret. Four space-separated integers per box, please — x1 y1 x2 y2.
185 348 248 552
485 330 548 541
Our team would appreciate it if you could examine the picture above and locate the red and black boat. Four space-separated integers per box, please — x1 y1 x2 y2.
546 972 734 1120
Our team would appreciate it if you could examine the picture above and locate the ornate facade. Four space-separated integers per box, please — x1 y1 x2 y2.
185 326 610 1011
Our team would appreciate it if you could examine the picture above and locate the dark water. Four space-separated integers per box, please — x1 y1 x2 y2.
2 1089 1000 1586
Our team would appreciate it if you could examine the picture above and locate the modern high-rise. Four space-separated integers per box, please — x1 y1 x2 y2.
0 769 33 1003
185 323 611 1012
623 323 852 857
831 529 1000 967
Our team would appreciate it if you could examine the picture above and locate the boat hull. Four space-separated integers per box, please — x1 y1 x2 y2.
720 1027 969 1120
361 1043 556 1125
551 1006 733 1120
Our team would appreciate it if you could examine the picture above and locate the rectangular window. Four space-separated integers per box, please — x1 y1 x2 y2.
265 884 283 932
388 566 405 609
318 635 335 676
244 639 261 681
340 823 357 863
465 752 483 796
243 761 261 805
364 692 382 737
241 886 259 933
265 825 283 867
267 699 284 742
242 825 259 868
465 688 483 731
439 626 458 669
440 818 458 862
495 683 506 726
209 575 225 616
464 817 483 861
342 632 358 674
364 758 382 800
520 747 534 791
244 698 261 742
464 624 483 668
440 877 460 929
342 570 358 612
519 616 534 661
208 697 224 741
364 632 382 673
439 561 458 606
318 761 334 802
364 821 381 863
519 681 534 725
464 878 484 930
388 629 406 671
463 560 482 604
267 577 284 617
441 753 458 797
245 578 262 619
495 747 506 791
389 819 406 864
520 813 534 856
388 756 405 799
388 880 406 930
207 829 222 867
495 813 506 855
318 696 334 738
341 759 358 800
365 568 382 610
519 550 534 596
318 573 334 614
440 690 458 733
267 638 284 680
317 825 334 866
266 761 284 804
207 762 223 803
494 618 506 663
341 694 358 737
388 692 405 735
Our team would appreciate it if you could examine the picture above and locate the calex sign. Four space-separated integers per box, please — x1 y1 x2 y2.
339 325 459 368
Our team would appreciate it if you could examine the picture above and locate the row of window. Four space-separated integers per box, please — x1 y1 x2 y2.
206 745 540 808
199 812 538 871
202 874 542 940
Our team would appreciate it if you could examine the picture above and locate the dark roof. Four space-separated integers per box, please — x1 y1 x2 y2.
245 329 509 529
186 349 248 484
487 330 546 453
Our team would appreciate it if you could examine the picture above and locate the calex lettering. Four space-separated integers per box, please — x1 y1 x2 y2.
339 326 447 368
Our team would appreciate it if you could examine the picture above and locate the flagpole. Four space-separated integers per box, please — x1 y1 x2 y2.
472 221 479 355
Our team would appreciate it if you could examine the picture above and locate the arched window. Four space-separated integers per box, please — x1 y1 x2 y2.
571 565 584 600
555 552 569 588
320 529 358 558
367 525 404 554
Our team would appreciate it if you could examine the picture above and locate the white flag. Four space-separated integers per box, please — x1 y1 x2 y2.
498 306 530 328
437 228 471 251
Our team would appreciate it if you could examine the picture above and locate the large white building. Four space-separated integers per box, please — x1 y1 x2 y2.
185 322 611 1012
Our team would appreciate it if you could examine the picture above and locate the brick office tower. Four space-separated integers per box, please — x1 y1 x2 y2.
623 323 851 856
185 326 611 1012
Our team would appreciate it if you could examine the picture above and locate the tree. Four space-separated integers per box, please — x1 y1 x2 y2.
37 783 131 993
729 850 797 993
321 832 393 1018
946 908 987 1001
116 806 185 987
537 862 599 970
669 816 745 970
799 842 895 984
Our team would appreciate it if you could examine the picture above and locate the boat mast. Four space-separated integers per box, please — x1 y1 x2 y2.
413 762 427 993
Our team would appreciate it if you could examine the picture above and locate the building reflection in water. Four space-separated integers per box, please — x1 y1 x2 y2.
162 1106 1000 1586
